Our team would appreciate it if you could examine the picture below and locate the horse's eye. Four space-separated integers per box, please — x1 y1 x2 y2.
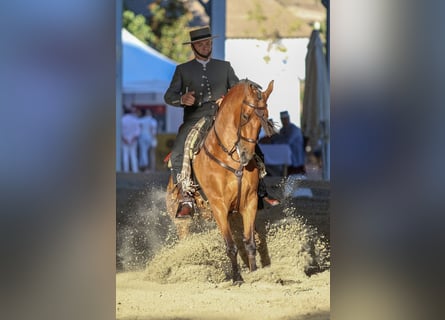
242 114 249 120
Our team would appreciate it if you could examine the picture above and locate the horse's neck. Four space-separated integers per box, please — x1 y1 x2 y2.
206 103 238 153
216 105 238 135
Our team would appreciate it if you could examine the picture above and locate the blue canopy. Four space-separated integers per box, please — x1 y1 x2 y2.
122 29 176 94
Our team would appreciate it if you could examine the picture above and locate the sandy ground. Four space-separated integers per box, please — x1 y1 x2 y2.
117 270 329 320
116 172 330 320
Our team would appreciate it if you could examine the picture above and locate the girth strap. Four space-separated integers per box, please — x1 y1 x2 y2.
203 144 244 213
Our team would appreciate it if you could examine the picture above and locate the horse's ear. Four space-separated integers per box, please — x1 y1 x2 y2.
264 80 274 100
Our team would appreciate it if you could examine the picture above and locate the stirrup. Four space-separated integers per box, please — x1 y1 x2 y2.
175 200 195 218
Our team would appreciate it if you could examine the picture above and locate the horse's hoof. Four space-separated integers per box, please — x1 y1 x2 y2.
232 274 244 286
232 280 244 286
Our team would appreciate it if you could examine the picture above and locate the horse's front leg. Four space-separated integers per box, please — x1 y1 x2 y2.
213 210 243 284
226 238 243 284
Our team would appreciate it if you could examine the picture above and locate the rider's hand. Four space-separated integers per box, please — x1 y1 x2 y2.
181 91 195 106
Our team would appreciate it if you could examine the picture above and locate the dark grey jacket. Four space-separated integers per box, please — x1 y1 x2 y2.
164 59 239 122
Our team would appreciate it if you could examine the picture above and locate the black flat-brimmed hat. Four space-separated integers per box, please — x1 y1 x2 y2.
182 26 218 45
280 111 290 118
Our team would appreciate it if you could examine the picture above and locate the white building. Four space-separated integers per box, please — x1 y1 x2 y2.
226 38 309 128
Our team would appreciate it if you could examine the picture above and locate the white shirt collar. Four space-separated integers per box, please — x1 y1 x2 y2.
196 58 210 67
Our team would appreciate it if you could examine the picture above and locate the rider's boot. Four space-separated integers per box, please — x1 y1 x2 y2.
171 168 195 219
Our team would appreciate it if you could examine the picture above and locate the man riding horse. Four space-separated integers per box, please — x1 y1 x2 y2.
164 26 279 218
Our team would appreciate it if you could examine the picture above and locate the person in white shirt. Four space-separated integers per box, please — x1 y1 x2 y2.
137 109 158 172
121 107 141 173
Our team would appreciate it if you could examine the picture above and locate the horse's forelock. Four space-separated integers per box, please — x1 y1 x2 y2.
261 117 277 137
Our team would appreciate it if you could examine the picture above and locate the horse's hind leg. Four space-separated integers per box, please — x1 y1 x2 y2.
254 227 271 267
243 229 257 272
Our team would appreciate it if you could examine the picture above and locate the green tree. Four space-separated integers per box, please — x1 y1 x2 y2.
122 10 153 43
122 0 194 63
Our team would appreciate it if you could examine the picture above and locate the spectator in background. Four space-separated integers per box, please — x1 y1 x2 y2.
137 108 158 172
270 110 306 175
255 144 280 207
121 106 141 173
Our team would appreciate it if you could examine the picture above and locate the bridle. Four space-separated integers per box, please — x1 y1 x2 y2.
212 81 268 162
203 80 269 213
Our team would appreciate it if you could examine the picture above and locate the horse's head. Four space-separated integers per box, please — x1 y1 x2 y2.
233 79 275 166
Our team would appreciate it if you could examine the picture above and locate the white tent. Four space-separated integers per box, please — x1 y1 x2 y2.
121 29 182 133
122 28 176 94
117 29 182 172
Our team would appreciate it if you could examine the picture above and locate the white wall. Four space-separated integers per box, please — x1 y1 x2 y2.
226 38 308 128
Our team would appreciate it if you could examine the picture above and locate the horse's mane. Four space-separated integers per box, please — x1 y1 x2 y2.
223 79 261 101
239 78 262 90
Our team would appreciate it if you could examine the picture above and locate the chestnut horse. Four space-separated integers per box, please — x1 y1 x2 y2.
166 79 275 283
